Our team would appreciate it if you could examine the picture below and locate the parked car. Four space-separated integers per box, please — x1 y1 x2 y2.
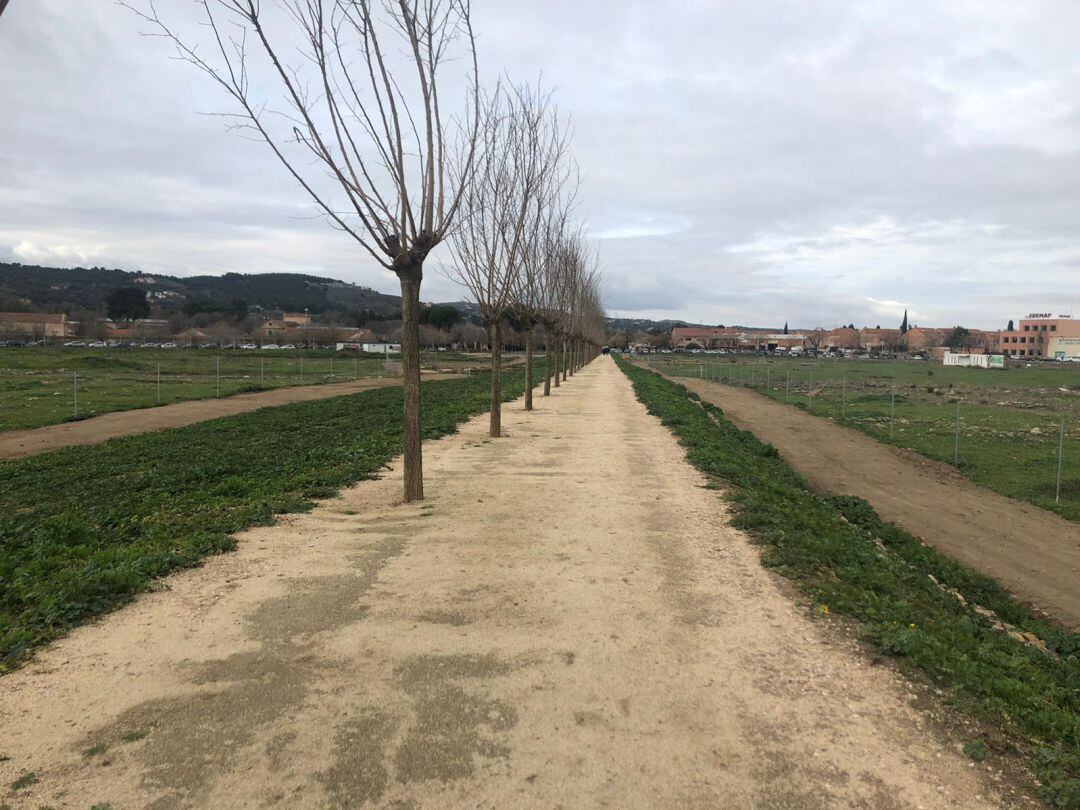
160 342 178 349
280 344 296 350
261 344 280 350
240 343 258 350
3 340 25 347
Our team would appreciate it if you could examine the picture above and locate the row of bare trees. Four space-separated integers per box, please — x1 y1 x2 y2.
445 79 604 437
128 0 604 501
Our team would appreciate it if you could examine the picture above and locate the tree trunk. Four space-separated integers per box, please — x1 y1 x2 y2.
553 333 561 388
489 318 502 437
543 324 552 396
398 271 424 502
524 324 534 411
562 338 568 382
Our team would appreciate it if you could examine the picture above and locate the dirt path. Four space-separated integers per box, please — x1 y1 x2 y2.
0 373 455 460
0 358 1011 808
667 372 1080 629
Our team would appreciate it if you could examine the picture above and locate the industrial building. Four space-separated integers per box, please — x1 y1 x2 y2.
999 314 1080 359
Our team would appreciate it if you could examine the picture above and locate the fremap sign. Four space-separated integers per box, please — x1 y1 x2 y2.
1026 313 1072 319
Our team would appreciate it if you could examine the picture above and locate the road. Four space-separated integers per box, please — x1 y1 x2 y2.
0 358 1007 808
668 372 1080 629
0 373 455 460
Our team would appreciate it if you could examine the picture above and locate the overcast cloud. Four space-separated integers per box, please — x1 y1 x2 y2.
2 1 1080 329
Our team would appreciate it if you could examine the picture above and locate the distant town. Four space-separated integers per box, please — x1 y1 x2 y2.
621 312 1080 362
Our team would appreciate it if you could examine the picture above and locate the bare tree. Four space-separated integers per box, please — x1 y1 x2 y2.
125 0 481 502
512 140 575 410
446 80 556 437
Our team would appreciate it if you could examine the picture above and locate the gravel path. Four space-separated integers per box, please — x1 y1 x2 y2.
0 358 1010 808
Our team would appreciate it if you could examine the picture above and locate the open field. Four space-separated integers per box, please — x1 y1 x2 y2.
647 354 1080 522
618 358 1079 807
0 347 504 432
0 359 1030 809
0 375 458 461
0 365 540 670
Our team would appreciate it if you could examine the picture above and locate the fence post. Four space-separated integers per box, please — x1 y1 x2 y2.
216 357 221 398
808 368 813 412
785 369 790 403
300 354 304 385
330 354 334 381
954 399 960 466
842 375 847 419
73 371 78 419
156 362 161 405
354 354 358 380
890 389 895 438
1057 420 1066 504
261 357 265 387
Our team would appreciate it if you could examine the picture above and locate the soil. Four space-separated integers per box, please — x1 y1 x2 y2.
0 359 1017 808
0 373 454 460
670 373 1080 629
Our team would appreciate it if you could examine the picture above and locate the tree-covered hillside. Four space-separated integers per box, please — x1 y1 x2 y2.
0 263 402 316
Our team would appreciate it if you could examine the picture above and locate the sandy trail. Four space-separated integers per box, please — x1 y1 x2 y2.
664 372 1080 629
0 373 455 460
0 358 1010 808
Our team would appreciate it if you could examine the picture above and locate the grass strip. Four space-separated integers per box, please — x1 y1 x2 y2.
617 357 1079 807
0 366 537 671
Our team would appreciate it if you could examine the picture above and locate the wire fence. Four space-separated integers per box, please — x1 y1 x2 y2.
0 347 513 432
0 350 399 432
644 355 1080 522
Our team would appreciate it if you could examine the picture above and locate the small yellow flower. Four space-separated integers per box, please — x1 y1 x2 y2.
909 623 916 628
819 605 829 615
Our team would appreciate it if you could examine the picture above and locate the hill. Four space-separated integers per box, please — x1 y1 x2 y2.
0 263 403 317
604 316 710 334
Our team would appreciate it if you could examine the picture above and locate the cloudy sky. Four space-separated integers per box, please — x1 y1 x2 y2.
2 1 1080 330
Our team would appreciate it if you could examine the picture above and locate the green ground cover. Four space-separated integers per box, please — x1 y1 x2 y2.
0 347 496 432
650 355 1080 523
618 358 1079 807
0 365 537 671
